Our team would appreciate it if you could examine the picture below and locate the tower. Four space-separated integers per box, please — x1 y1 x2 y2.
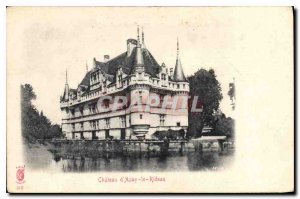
141 27 146 48
63 69 69 101
173 38 187 82
135 25 145 73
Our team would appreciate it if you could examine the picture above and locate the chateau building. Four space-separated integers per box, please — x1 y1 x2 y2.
60 28 189 140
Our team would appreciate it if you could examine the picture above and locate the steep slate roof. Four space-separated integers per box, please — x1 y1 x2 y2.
69 89 77 93
173 57 187 82
77 46 161 88
62 85 69 101
77 39 178 91
100 47 161 79
79 71 92 86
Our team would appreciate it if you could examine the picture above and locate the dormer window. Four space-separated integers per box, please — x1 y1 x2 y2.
118 75 122 87
161 74 167 86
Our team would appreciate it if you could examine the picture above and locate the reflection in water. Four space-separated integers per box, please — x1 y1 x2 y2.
58 152 233 172
25 144 234 172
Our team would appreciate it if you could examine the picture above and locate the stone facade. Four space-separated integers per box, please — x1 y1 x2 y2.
60 28 189 140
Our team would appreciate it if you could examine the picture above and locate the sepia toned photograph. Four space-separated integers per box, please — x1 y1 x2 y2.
22 25 235 173
6 7 294 193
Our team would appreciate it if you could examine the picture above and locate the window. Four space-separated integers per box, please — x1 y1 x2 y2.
121 129 126 140
161 74 167 85
177 122 180 127
89 104 96 114
118 75 122 86
72 124 75 132
92 121 96 129
80 122 83 130
160 95 165 105
94 103 98 113
71 109 75 117
177 84 180 89
105 130 110 139
140 114 143 119
120 116 126 127
103 99 110 109
80 107 84 116
160 115 165 126
105 118 110 128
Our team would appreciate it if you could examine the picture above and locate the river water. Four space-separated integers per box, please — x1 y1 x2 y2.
25 144 234 172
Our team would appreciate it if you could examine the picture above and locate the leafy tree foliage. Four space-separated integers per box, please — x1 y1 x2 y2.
187 69 223 138
152 129 186 140
21 84 63 143
212 113 235 138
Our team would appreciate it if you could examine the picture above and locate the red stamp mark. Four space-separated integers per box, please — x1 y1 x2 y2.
16 165 25 184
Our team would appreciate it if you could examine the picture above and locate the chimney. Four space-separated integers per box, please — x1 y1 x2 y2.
170 68 174 76
127 39 137 57
104 55 110 62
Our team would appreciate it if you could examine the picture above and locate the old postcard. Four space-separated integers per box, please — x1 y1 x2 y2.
6 7 294 193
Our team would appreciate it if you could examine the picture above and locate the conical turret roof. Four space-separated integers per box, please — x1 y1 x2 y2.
62 69 69 101
173 39 187 82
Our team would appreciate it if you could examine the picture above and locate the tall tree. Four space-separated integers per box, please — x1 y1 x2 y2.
21 84 63 142
187 69 223 138
214 114 235 138
21 84 36 108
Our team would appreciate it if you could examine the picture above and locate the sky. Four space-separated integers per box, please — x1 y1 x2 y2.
7 7 280 124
